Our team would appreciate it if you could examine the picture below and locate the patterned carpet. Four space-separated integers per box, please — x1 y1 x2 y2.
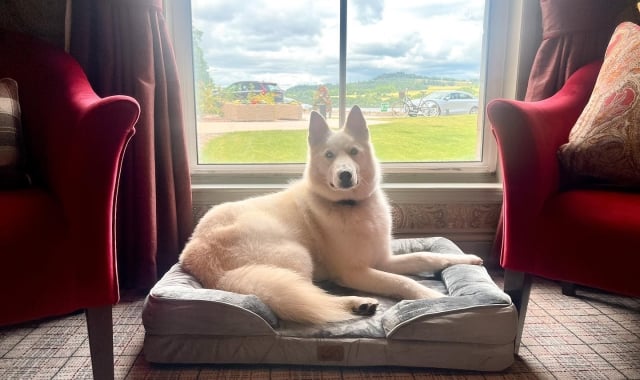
0 273 638 379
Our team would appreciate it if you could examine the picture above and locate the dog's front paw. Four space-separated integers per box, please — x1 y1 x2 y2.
448 253 483 266
464 254 484 266
351 297 379 316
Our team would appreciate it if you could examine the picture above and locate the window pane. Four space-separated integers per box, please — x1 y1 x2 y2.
191 0 484 165
346 0 484 163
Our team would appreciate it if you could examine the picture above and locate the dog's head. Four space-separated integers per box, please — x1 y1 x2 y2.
305 105 380 203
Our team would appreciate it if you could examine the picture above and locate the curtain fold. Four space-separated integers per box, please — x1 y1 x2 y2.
70 0 193 292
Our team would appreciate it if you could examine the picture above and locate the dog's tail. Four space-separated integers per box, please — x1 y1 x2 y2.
217 264 354 324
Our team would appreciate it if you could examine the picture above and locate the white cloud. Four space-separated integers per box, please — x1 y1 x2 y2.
191 0 484 88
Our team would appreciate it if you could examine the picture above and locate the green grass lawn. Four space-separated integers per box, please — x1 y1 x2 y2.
200 115 479 164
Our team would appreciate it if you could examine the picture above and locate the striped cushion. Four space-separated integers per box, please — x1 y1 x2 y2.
0 78 30 188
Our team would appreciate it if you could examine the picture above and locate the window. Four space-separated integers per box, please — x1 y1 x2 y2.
166 0 525 189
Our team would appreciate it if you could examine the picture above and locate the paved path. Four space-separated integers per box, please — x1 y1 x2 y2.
197 112 388 134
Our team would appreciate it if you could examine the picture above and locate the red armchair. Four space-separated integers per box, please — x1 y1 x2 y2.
0 30 140 379
488 60 640 351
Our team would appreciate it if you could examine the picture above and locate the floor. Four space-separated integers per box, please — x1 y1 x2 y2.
1 274 638 379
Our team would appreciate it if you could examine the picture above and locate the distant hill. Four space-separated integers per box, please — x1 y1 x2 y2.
285 72 479 108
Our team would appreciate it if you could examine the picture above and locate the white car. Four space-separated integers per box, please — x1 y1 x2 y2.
417 90 479 116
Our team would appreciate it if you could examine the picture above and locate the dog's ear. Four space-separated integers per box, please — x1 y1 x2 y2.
308 110 331 147
344 105 369 141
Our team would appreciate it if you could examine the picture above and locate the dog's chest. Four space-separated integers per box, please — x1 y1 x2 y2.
308 191 387 229
305 199 391 269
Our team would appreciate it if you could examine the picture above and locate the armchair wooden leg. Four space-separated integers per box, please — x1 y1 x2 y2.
561 282 577 296
85 306 114 380
503 270 532 355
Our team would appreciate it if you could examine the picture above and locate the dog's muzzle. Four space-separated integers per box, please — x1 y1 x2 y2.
331 160 358 190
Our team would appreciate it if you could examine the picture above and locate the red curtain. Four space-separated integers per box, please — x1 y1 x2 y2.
70 0 193 292
524 0 638 101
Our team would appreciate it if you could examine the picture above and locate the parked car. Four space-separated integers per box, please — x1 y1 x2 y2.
226 81 285 103
417 90 479 116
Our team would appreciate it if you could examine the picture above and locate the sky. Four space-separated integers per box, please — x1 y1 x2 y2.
191 0 485 90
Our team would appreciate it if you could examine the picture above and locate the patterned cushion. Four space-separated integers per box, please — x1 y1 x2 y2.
0 78 30 188
557 22 640 187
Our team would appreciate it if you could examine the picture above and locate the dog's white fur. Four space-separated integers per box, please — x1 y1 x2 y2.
179 106 482 324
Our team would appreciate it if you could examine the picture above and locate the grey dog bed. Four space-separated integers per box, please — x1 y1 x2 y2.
142 237 517 371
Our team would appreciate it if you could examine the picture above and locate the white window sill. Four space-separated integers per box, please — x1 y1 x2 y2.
191 181 503 204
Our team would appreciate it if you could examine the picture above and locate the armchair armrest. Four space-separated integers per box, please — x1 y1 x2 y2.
488 61 601 218
488 61 601 269
61 95 139 300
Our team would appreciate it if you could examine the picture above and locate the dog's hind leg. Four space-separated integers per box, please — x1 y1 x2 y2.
217 264 378 324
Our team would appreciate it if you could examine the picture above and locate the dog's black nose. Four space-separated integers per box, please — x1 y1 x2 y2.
339 171 353 188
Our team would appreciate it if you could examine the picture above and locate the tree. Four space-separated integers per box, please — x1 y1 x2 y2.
192 28 219 116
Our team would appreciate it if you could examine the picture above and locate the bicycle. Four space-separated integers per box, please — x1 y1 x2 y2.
391 89 439 117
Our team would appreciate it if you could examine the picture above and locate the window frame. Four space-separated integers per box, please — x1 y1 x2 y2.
165 0 529 202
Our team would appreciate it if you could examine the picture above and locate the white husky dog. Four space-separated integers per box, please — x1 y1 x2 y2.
179 106 483 324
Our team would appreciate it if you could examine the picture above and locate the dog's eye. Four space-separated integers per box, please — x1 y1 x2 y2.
349 147 359 156
325 151 335 159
